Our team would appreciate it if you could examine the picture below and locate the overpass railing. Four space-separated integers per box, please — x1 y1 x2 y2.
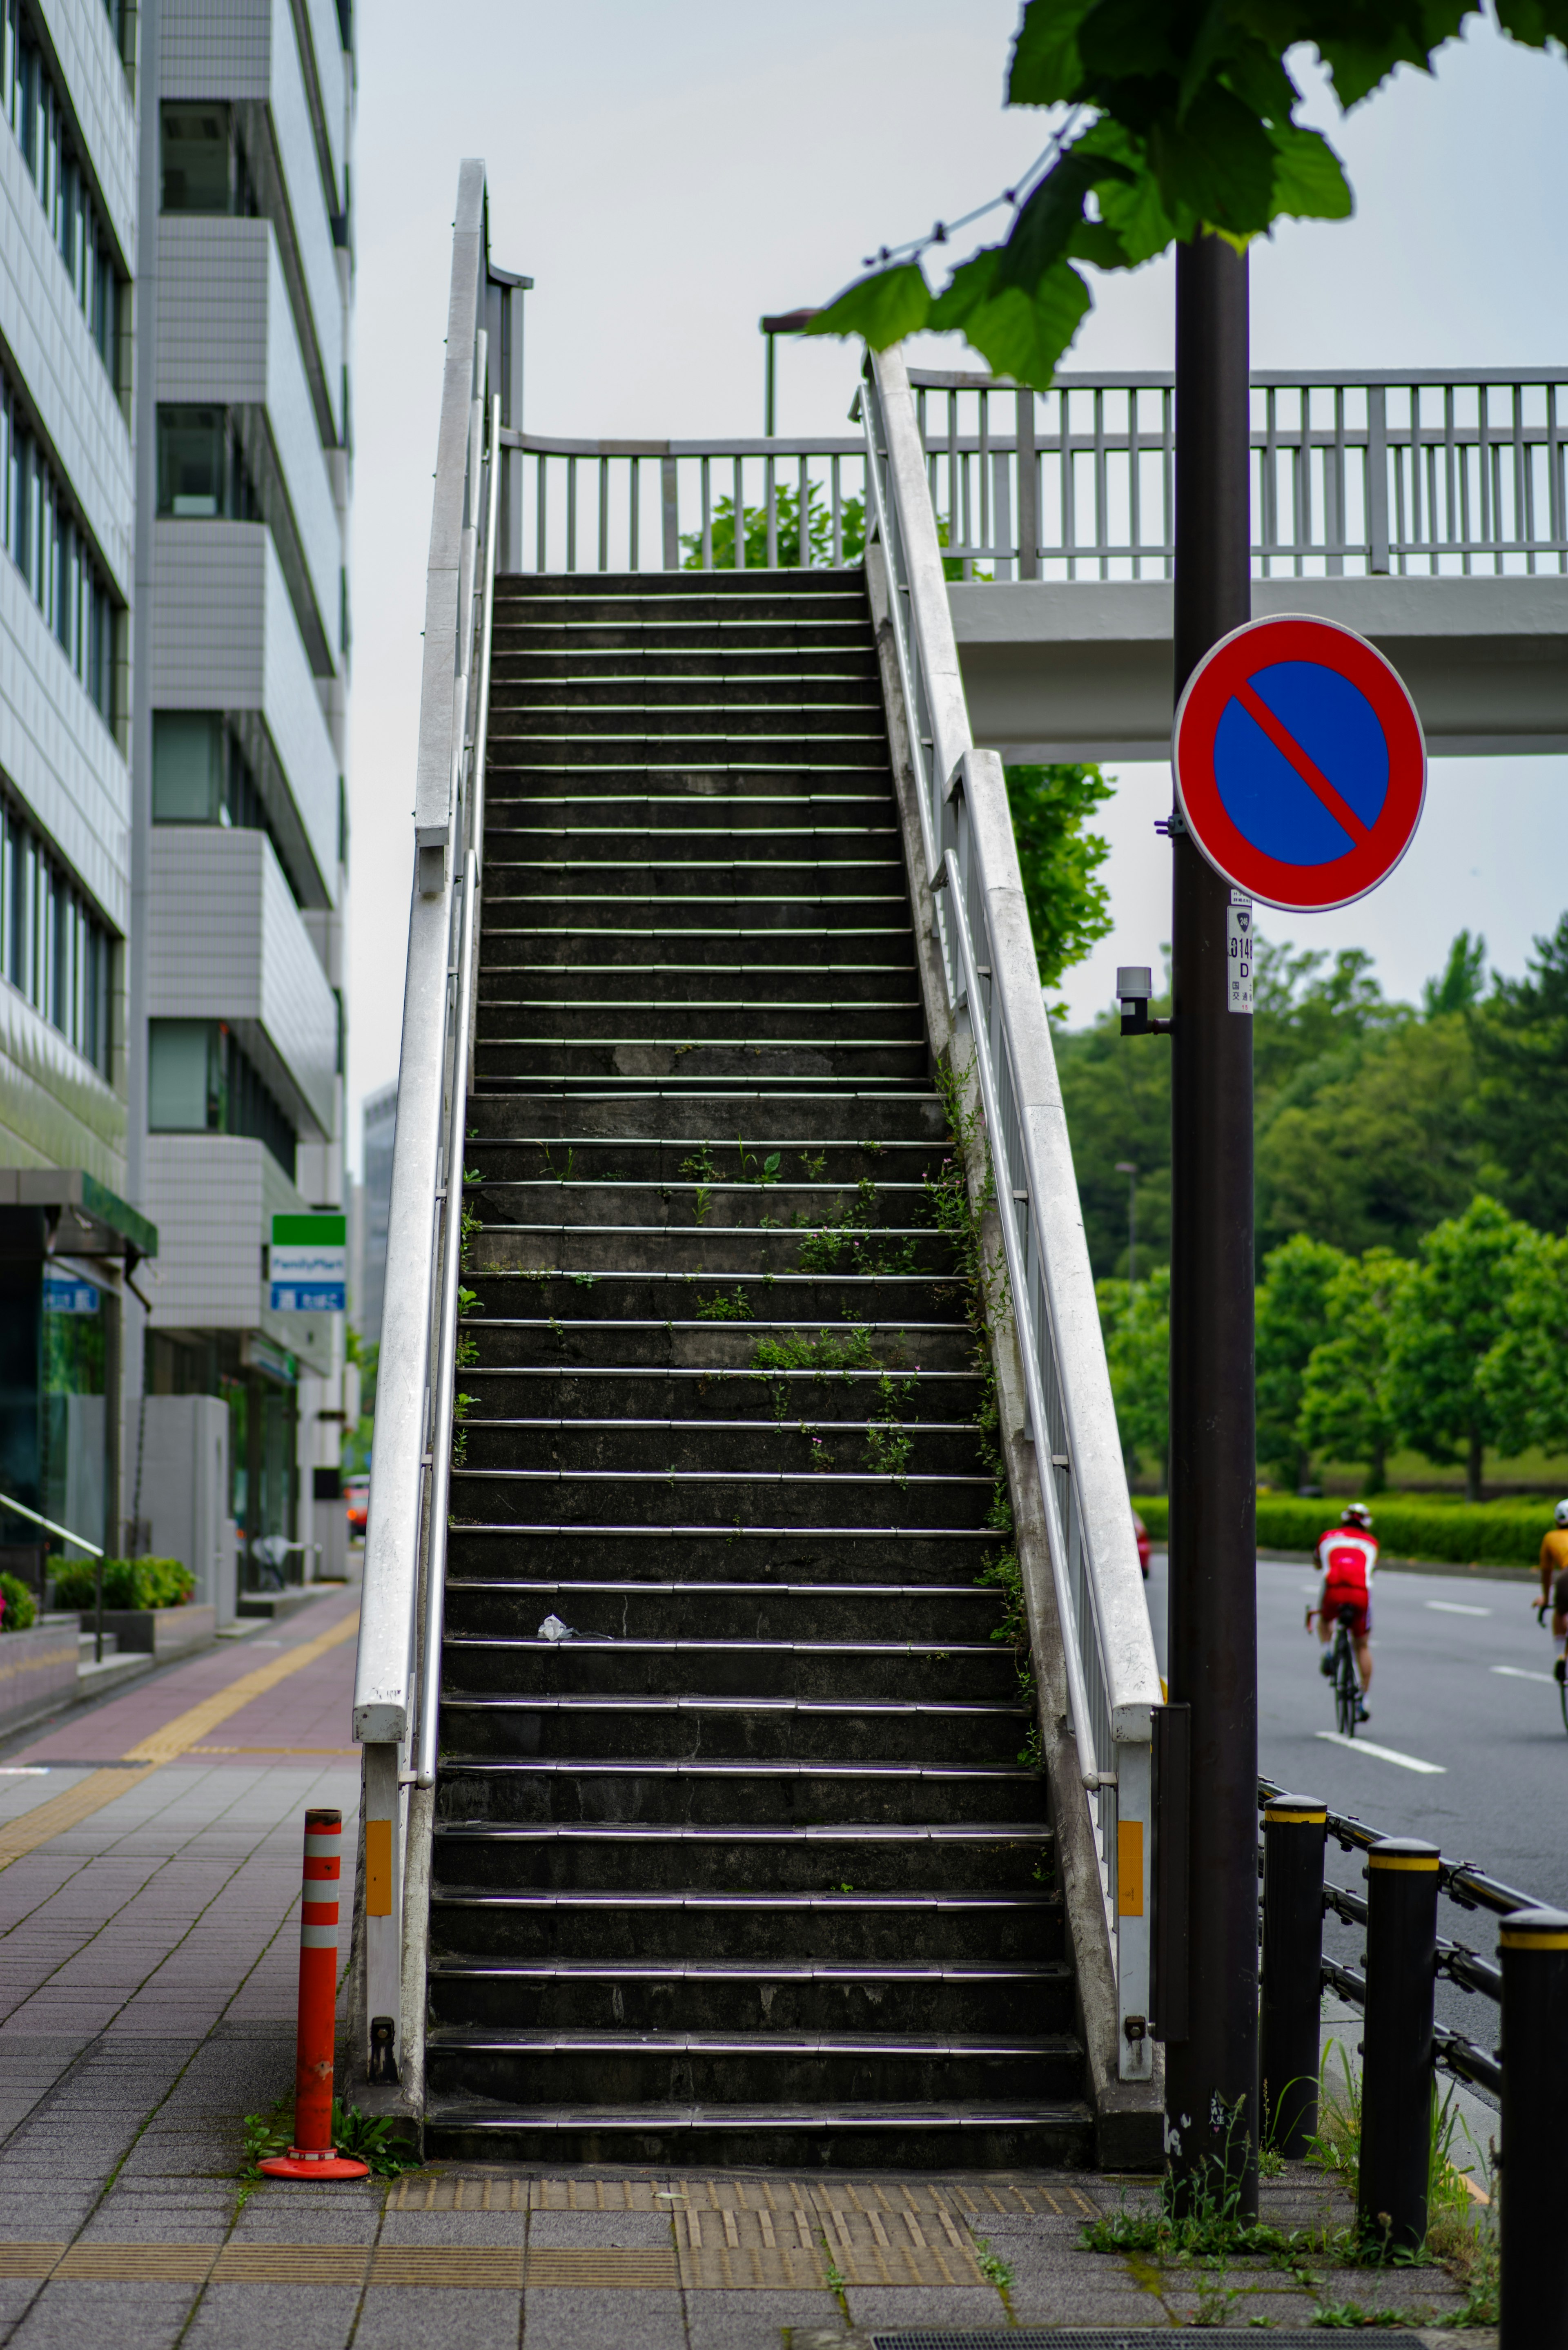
498 366 1568 583
860 343 1164 2080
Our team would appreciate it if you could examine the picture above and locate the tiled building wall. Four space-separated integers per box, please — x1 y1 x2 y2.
149 521 339 898
146 826 337 1133
143 1130 333 1374
0 981 122 1175
33 0 136 256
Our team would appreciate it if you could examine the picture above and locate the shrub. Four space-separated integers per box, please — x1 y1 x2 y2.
0 1572 37 1631
1133 1491 1547 1569
51 1556 195 1612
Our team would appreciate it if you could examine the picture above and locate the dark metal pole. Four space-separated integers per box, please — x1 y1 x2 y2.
1165 232 1258 2212
1499 1906 1568 2346
1260 1793 1327 2156
1359 1837 1439 2252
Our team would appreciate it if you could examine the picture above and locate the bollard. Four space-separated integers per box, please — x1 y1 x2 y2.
259 1808 369 2180
1260 1793 1327 2157
1498 1905 1568 2347
1358 1836 1438 2252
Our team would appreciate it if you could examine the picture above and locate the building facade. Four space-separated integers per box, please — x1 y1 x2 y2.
0 0 146 1576
0 0 356 1604
136 0 355 1584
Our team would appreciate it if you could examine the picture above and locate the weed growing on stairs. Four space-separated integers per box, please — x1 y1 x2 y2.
864 1371 917 1485
694 1286 753 1320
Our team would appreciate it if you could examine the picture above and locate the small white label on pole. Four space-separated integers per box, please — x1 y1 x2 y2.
1227 898 1254 1014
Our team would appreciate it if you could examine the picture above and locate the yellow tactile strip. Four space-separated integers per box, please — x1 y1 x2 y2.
0 2176 1100 2293
0 1610 362 1873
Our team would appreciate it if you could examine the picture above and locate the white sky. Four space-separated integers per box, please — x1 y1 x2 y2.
345 4 1568 1166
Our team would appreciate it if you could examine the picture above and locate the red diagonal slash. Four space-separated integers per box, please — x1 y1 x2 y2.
1233 678 1373 848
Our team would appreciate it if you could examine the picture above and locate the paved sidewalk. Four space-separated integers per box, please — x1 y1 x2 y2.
0 1583 1497 2345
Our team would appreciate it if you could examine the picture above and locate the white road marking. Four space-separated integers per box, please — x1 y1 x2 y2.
1314 1730 1446 1774
1492 1664 1556 1686
0 1767 47 1776
1427 1600 1491 1616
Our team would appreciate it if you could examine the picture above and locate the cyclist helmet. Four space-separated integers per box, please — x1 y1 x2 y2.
1555 1500 1568 1528
1341 1503 1374 1530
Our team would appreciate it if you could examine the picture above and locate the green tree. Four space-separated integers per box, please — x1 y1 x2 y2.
802 3 1566 395
1097 1264 1170 1486
1254 1234 1347 1490
1252 939 1405 1116
1006 762 1114 1013
1470 914 1568 1232
1255 1014 1481 1260
1384 1195 1532 1503
681 482 865 572
1478 1224 1568 1458
1058 980 1173 1280
1297 1247 1410 1494
1424 929 1487 1018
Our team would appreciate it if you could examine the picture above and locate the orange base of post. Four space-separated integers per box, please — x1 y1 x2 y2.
258 2149 370 2180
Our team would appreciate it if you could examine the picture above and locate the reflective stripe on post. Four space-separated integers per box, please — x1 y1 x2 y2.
259 1808 369 2181
1499 1905 1568 2347
1260 1795 1326 2158
1359 1837 1439 2253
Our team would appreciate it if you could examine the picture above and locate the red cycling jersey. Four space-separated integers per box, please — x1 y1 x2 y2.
1316 1525 1378 1638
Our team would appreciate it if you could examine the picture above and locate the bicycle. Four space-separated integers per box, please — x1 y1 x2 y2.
1534 1601 1568 1734
1328 1604 1360 1737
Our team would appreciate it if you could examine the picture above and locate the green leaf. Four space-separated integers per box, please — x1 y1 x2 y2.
1076 0 1179 80
1077 118 1183 261
993 145 1135 294
1310 0 1472 108
1268 120 1353 221
800 263 931 349
1495 0 1568 43
1066 219 1132 268
1148 80 1277 234
1008 0 1098 103
931 253 1093 392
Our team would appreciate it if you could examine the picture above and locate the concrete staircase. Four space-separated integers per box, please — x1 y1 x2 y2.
423 568 1091 2167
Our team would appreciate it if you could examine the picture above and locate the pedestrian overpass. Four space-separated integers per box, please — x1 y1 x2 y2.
351 163 1566 2163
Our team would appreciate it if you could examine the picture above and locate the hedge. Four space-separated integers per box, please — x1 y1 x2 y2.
51 1557 196 1612
0 1572 37 1631
1132 1492 1550 1569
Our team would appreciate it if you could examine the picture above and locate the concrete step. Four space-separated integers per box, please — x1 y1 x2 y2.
485 856 905 902
480 928 918 972
458 1269 963 1325
435 1757 1045 1830
462 1134 947 1183
462 1177 934 1229
457 1318 974 1374
430 1820 1048 1893
462 1222 952 1278
445 1526 1003 1584
490 702 889 741
455 1369 984 1425
475 1003 925 1048
428 1884 1062 1965
474 1041 930 1086
465 1094 950 1144
442 1580 1004 1645
437 1696 1029 1769
478 963 920 1007
490 652 882 689
442 1633 1016 1706
449 1467 996 1532
457 1418 986 1480
425 1956 1073 2037
421 2096 1095 2173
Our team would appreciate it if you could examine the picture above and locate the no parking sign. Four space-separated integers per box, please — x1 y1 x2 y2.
1173 614 1426 913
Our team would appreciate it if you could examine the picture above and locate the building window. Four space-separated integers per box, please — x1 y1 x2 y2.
156 407 261 522
0 384 117 729
1 0 123 380
0 797 112 1073
151 712 302 905
160 103 258 217
148 1018 297 1177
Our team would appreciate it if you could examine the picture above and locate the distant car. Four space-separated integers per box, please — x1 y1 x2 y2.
345 1476 370 1539
1133 1511 1151 1578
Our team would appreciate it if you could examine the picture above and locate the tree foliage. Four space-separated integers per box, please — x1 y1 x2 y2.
1005 762 1115 1012
1254 1234 1347 1489
681 484 866 573
1297 1246 1409 1491
1470 913 1568 1232
1097 1265 1171 1483
1383 1194 1531 1501
802 1 1568 391
1477 1225 1568 1458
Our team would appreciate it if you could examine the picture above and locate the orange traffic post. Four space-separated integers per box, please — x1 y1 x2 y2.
259 1807 369 2180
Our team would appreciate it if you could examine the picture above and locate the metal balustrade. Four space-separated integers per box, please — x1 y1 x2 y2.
860 342 1164 2081
498 366 1568 584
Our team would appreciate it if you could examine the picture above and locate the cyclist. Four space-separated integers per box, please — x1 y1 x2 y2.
1308 1502 1377 1722
1537 1500 1568 1686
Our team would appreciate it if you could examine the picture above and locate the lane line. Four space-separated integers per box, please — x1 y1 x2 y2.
1233 679 1374 845
0 1609 359 1872
1427 1600 1490 1616
1314 1730 1446 1774
1492 1664 1556 1686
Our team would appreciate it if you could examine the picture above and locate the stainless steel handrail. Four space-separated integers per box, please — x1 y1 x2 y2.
860 343 1162 2080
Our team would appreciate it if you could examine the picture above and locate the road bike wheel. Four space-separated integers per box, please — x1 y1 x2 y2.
1560 1663 1568 1737
1334 1639 1358 1737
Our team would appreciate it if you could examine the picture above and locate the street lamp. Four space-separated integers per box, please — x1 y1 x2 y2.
758 310 818 436
1115 1162 1137 1289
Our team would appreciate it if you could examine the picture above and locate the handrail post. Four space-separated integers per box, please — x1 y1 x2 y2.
1367 383 1390 575
1016 387 1039 578
1360 1837 1439 2252
1261 1793 1327 2156
1499 1906 1568 2346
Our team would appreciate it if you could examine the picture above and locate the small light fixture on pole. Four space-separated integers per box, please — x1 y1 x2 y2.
758 310 818 437
1115 1162 1138 1289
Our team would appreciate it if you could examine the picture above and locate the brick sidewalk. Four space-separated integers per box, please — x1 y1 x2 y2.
0 1586 1497 2346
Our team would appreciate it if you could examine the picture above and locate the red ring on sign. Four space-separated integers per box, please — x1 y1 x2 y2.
1173 614 1426 912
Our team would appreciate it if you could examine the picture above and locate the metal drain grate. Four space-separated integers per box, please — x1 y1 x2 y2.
872 2335 1352 2349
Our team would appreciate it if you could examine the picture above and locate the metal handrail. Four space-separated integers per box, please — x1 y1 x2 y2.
860 343 1163 2080
351 161 513 2094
